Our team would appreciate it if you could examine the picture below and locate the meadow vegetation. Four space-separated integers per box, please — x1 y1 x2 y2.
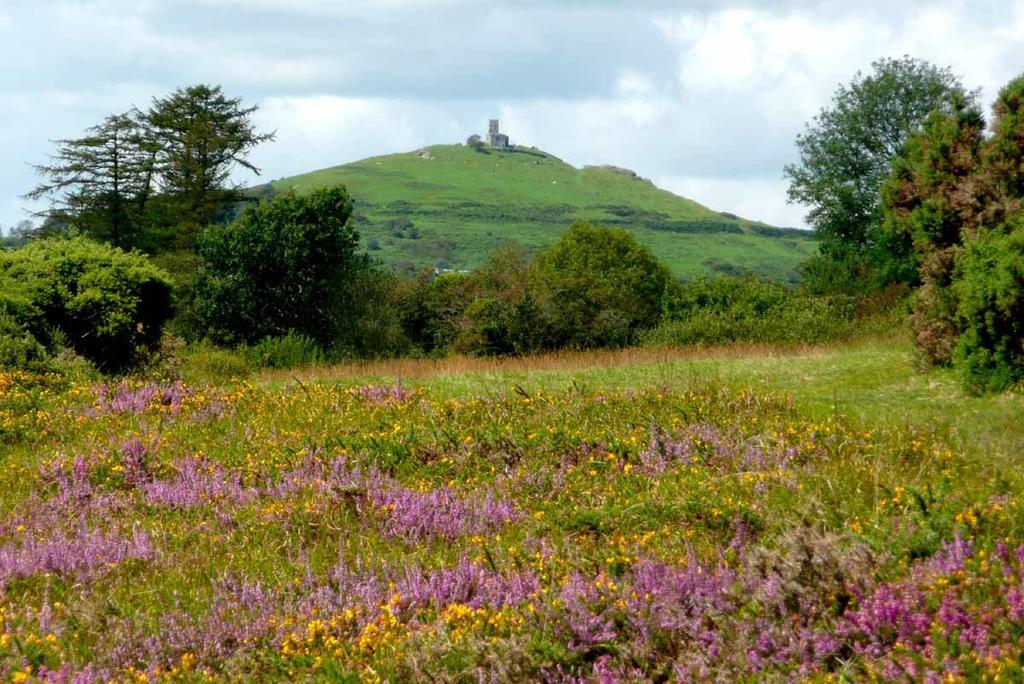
0 336 1021 681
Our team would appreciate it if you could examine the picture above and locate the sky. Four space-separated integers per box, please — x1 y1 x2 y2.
1 1 1023 231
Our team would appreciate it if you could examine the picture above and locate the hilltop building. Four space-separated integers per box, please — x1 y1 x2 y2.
486 119 510 150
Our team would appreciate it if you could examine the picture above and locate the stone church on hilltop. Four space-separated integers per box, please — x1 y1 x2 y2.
486 119 510 150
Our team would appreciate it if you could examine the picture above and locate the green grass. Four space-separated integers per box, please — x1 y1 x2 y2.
262 334 1022 461
268 144 817 280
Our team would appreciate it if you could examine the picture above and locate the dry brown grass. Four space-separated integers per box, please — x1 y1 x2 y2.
257 341 843 386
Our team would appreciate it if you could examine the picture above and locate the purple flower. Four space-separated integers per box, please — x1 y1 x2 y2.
0 527 154 584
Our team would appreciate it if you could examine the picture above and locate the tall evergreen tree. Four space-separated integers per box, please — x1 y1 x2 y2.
25 113 154 249
142 84 275 236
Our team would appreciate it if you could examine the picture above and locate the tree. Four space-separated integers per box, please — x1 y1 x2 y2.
785 56 971 291
142 84 275 236
981 75 1024 224
2 220 37 249
880 72 1024 385
530 223 670 349
25 113 155 250
194 187 363 346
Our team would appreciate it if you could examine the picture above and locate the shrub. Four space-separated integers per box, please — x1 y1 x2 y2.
953 222 1024 394
0 237 173 372
247 332 324 370
332 264 411 359
398 271 475 355
643 276 859 347
909 248 961 367
0 312 48 371
195 187 363 347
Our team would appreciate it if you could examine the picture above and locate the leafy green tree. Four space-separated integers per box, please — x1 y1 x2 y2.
454 247 544 356
143 84 275 238
785 57 971 291
530 223 670 349
0 237 173 371
26 113 156 250
195 187 363 346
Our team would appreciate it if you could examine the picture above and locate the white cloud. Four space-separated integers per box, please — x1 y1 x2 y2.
657 175 801 227
248 96 468 184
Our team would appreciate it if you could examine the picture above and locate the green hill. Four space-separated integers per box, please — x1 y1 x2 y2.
267 144 816 280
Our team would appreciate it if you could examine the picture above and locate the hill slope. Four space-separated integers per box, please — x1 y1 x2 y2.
268 144 815 280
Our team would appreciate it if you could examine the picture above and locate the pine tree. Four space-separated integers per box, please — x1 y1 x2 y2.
25 113 155 249
142 84 275 236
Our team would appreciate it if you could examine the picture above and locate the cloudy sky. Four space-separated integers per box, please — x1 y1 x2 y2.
1 1 1022 231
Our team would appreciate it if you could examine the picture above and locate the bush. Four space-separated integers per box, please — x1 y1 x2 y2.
0 312 48 371
332 264 411 359
642 276 859 347
953 222 1024 394
910 248 961 367
0 237 173 372
247 332 324 370
178 341 251 383
195 187 363 347
398 271 475 355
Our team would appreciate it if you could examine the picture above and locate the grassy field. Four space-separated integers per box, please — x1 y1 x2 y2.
268 145 817 280
1 336 1022 681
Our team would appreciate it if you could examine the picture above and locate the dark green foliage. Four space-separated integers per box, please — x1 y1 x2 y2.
786 57 970 291
0 238 173 371
143 84 275 236
880 87 992 368
908 248 962 367
881 72 1024 383
953 221 1024 394
26 84 273 254
0 312 48 371
882 95 987 254
194 187 363 347
26 113 157 250
983 76 1024 222
334 264 411 359
397 271 474 355
530 223 670 349
644 276 859 347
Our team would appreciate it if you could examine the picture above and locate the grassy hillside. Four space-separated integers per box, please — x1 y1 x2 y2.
268 144 816 280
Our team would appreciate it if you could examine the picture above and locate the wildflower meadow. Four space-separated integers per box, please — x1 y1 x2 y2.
0 341 1022 682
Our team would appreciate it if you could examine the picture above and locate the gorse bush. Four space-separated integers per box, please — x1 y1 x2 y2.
879 71 1024 391
642 276 860 347
953 221 1024 394
0 311 48 371
0 237 173 372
